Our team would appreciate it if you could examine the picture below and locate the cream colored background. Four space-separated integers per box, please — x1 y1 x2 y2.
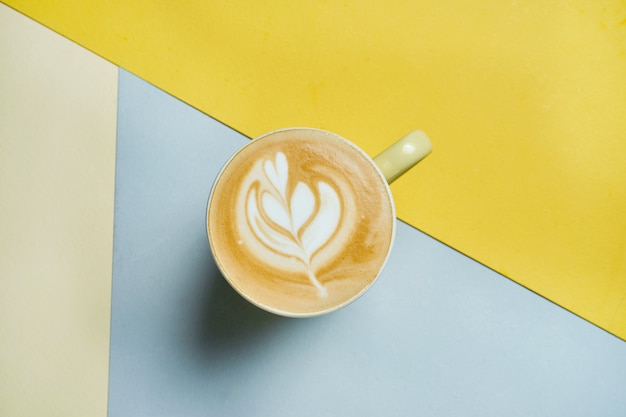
0 5 116 416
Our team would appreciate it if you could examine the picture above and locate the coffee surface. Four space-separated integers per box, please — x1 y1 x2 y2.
208 129 395 315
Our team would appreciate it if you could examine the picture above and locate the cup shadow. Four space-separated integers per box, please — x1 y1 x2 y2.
190 253 293 361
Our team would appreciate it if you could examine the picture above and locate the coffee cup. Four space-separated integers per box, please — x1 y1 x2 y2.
207 128 431 317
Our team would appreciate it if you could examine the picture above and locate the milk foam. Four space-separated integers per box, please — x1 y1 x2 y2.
244 152 341 297
208 128 395 316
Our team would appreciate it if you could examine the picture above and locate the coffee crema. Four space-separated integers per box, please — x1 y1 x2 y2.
207 128 395 316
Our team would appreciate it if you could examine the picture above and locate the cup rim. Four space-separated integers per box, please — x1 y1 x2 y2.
206 127 397 317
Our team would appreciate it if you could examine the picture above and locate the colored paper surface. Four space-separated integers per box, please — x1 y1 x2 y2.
0 5 116 416
109 69 626 416
4 1 625 340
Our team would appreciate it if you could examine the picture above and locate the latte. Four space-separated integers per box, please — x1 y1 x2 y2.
207 128 395 316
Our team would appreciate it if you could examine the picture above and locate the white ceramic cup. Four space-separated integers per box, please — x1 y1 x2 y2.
207 128 431 317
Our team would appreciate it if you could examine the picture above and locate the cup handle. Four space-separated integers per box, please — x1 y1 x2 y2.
373 130 432 184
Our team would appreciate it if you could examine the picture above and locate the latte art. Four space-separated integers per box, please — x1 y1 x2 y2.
208 128 395 316
244 152 342 297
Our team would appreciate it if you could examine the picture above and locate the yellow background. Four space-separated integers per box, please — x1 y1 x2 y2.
3 0 625 340
0 5 116 416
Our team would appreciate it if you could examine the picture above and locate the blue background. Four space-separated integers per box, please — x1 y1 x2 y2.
109 70 626 416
